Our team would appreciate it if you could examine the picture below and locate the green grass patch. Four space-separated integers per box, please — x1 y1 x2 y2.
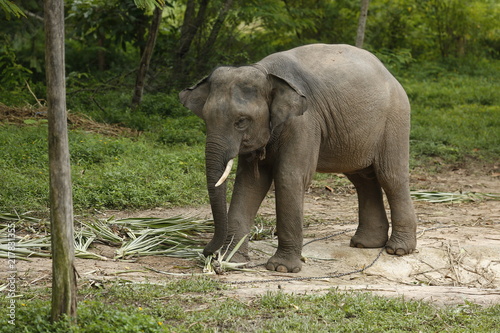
0 124 207 213
403 67 500 167
1 280 499 332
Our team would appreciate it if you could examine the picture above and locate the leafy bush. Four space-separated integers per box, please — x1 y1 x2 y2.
156 116 205 146
138 93 192 118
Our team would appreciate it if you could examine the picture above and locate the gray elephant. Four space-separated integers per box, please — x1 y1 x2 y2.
179 44 417 273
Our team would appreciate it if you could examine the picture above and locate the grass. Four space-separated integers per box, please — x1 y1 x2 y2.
0 124 208 213
1 279 499 332
403 64 500 167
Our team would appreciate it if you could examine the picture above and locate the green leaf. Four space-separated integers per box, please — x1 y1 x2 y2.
0 0 26 20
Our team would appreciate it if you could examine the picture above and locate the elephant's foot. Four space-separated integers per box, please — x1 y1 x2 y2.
227 250 250 263
385 231 416 256
349 227 388 249
222 235 250 262
265 252 302 273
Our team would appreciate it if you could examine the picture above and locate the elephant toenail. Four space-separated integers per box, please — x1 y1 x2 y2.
356 243 364 248
276 265 288 273
386 247 395 254
266 263 275 271
395 248 406 256
292 267 301 273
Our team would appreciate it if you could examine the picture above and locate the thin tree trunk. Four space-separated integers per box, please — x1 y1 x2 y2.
97 35 106 71
131 5 164 108
200 0 233 60
355 0 370 48
177 0 209 60
44 0 77 323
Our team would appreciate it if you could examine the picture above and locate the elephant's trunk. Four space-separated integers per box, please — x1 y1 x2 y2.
202 140 235 256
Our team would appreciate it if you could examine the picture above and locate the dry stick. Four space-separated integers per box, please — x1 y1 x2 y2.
446 242 464 287
25 80 44 107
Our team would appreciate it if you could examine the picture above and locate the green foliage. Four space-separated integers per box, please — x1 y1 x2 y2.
134 0 167 11
0 40 32 91
371 48 414 74
0 0 498 214
66 0 150 71
2 0 499 93
0 0 26 19
369 0 500 61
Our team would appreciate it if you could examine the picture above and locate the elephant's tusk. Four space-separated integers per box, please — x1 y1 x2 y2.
215 159 234 187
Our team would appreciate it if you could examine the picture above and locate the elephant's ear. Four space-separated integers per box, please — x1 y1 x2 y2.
179 77 210 118
269 74 307 129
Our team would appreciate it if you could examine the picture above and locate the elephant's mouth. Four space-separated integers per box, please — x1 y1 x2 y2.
241 146 266 162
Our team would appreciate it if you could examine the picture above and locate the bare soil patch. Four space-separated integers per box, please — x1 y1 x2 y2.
8 168 500 307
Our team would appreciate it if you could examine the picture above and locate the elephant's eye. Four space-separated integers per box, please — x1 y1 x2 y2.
235 117 250 130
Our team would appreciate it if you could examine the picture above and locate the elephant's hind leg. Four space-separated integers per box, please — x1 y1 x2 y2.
380 182 417 255
375 158 417 255
346 171 389 248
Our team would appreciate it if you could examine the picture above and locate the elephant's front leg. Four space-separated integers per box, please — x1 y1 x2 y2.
266 123 318 273
226 157 273 262
265 175 306 273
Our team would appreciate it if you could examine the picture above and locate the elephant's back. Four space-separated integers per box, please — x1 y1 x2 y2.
260 44 398 94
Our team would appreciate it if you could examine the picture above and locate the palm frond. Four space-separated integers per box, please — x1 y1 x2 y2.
411 191 500 203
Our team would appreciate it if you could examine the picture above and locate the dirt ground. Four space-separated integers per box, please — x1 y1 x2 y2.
10 167 500 307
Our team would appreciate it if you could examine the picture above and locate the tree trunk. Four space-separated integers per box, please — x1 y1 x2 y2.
131 5 164 108
177 0 210 60
97 35 106 71
176 0 210 83
355 0 370 48
199 0 233 62
44 0 77 323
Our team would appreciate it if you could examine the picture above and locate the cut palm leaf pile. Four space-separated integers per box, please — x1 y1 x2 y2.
74 229 108 260
202 235 251 274
1 213 213 261
0 233 51 260
411 191 499 203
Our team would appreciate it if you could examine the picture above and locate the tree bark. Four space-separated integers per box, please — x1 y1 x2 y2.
97 35 106 71
199 0 233 61
131 4 164 108
355 0 370 48
44 0 77 323
177 0 210 60
176 0 210 83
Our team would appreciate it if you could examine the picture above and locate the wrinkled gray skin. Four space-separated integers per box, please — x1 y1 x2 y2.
179 44 417 273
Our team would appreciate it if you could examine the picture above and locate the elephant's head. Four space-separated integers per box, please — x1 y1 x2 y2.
179 65 306 256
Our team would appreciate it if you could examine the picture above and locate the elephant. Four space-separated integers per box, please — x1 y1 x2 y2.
179 43 417 273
